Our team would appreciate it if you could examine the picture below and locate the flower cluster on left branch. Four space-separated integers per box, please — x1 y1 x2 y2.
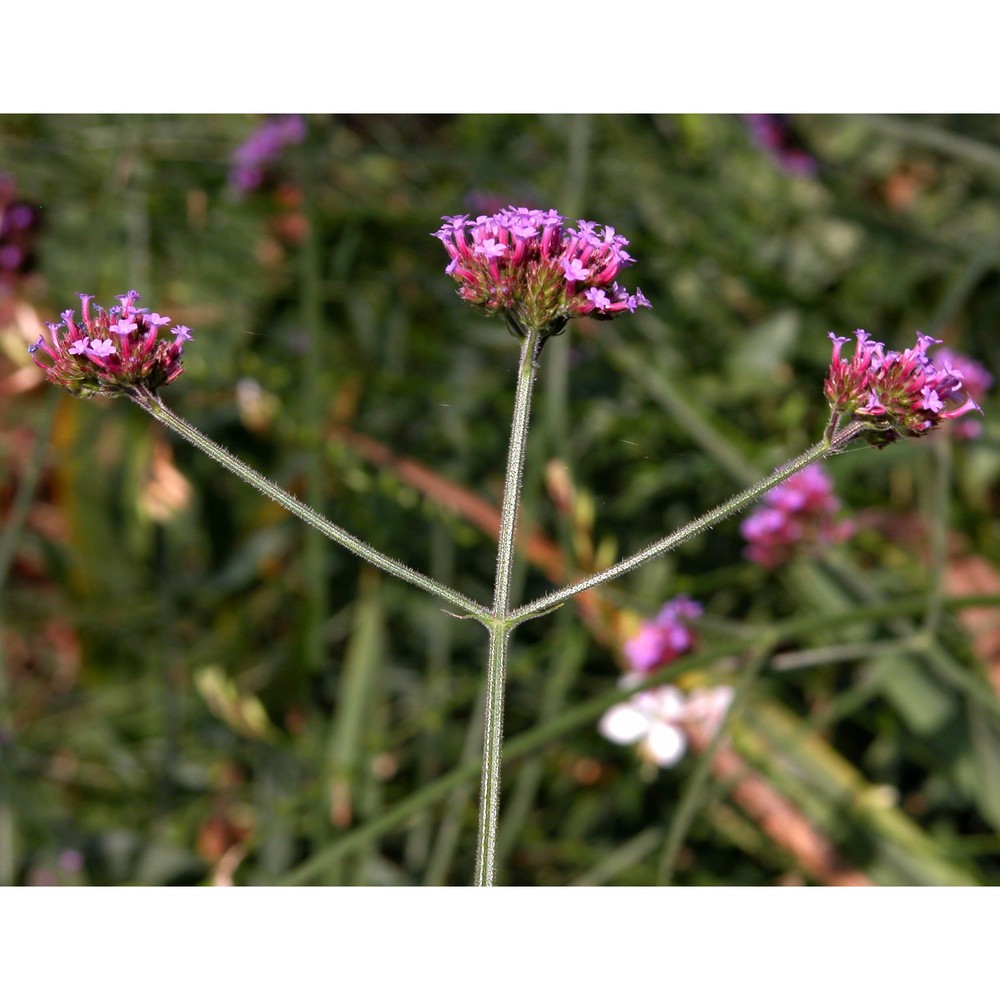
29 290 192 398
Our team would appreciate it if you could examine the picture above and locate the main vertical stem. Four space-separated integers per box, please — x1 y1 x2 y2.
474 328 541 886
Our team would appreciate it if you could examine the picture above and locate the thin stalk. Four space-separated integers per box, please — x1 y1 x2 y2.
126 387 489 620
494 623 587 877
474 328 541 886
571 827 662 886
922 433 953 634
657 642 773 884
511 423 864 623
297 132 329 676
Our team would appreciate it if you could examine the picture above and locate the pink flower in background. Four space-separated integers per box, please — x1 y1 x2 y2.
599 679 734 769
433 206 650 339
932 349 992 439
229 115 307 193
623 595 702 674
0 173 40 292
741 464 853 569
29 290 192 398
744 114 818 178
825 329 982 447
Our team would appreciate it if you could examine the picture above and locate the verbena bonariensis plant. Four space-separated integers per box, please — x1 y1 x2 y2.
30 207 985 886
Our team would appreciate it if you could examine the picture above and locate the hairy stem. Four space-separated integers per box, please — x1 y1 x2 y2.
510 422 865 623
474 329 540 886
126 386 490 620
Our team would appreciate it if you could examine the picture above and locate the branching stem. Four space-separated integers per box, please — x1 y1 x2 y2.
126 386 490 621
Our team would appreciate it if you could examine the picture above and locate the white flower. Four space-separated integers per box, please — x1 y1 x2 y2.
598 680 734 769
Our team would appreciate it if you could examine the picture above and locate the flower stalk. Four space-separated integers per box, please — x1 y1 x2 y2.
474 325 541 886
509 423 864 626
126 385 490 621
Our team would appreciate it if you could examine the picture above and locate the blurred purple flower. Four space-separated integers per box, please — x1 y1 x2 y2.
623 595 702 674
0 173 41 291
744 114 818 178
741 464 853 569
932 349 992 439
229 115 307 194
58 849 84 873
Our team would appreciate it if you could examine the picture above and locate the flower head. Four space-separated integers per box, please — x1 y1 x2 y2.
29 291 191 398
598 679 734 769
433 206 651 340
741 464 853 569
825 329 983 447
623 595 702 674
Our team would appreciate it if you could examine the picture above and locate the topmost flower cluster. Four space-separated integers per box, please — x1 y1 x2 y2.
433 206 650 338
29 290 192 398
825 329 983 447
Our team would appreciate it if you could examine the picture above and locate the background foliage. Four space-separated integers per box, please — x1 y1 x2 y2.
2 113 999 886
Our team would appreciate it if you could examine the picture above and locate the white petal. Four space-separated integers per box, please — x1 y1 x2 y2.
598 704 650 745
686 686 735 735
645 722 687 767
651 685 687 723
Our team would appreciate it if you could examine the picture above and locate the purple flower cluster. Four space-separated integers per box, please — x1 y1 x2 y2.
229 115 306 193
932 349 992 439
744 114 818 178
623 595 702 674
599 595 732 769
741 465 853 569
29 290 192 398
825 330 983 448
433 206 650 338
0 174 40 291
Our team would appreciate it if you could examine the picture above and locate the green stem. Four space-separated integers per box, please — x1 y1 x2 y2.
923 433 952 634
297 133 329 676
657 641 774 884
511 423 864 624
126 386 490 620
474 328 541 886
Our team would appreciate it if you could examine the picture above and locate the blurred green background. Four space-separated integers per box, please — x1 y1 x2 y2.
2 113 999 886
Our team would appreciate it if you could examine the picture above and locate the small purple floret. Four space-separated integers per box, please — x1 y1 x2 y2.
87 338 116 358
